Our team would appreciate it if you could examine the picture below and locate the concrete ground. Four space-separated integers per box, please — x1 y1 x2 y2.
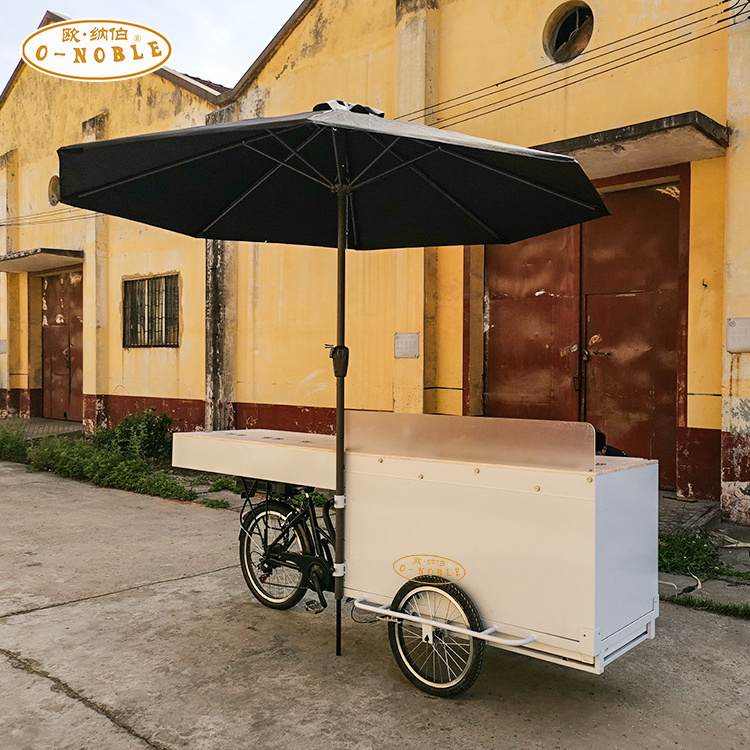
1 461 749 750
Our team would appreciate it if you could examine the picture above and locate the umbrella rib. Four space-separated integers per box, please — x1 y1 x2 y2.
351 136 506 241
332 129 360 246
240 144 333 189
71 140 249 199
199 160 287 236
266 128 335 188
203 130 335 235
347 149 436 192
343 144 505 241
347 136 404 188
331 128 348 191
67 127 302 200
347 191 359 248
447 150 604 211
406 162 508 242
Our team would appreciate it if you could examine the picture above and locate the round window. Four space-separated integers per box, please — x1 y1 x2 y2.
48 175 60 206
544 3 594 63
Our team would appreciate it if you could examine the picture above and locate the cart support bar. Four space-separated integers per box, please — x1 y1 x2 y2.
353 598 537 648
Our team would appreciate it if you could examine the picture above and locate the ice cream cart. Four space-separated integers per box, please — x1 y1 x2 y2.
173 411 658 696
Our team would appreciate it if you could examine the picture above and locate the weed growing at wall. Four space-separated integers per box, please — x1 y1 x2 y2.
0 426 29 463
658 529 731 579
92 408 173 460
26 433 197 501
0 412 198 503
208 476 242 493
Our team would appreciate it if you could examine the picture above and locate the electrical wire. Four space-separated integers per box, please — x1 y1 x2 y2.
0 207 98 229
394 0 748 131
399 0 742 123
434 3 749 130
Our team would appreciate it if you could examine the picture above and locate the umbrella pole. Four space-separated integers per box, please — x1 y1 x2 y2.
333 188 348 656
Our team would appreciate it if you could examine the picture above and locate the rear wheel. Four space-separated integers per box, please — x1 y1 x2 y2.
388 575 485 697
239 500 311 609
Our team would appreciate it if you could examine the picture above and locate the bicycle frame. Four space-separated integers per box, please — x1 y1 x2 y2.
239 479 336 608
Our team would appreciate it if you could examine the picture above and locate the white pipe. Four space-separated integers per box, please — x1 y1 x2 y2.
353 597 536 647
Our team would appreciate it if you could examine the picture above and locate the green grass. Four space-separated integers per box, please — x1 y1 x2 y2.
661 594 750 621
207 476 242 493
658 529 732 579
0 426 29 463
199 497 232 509
0 412 197 503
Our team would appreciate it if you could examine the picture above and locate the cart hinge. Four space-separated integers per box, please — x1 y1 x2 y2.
333 562 346 577
334 494 346 509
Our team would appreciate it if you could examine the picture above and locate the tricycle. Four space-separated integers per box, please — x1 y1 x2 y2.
173 411 659 696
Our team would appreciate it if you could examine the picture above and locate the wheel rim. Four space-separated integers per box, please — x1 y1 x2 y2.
243 510 304 603
395 586 475 689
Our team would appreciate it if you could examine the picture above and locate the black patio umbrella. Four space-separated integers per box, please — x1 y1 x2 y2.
58 100 609 652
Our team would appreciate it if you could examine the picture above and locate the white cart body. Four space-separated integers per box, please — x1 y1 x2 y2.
173 412 658 674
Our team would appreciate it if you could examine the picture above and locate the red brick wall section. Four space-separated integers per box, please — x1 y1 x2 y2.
676 427 721 500
82 394 205 433
0 388 43 418
82 396 337 436
234 402 336 434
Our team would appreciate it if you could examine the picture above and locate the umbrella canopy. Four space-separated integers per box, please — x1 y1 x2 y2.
58 104 607 249
58 101 609 654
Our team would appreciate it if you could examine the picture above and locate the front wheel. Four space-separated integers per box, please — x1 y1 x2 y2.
239 500 311 609
388 576 485 697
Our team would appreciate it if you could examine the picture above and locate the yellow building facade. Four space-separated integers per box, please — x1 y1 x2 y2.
0 13 221 429
2 3 750 522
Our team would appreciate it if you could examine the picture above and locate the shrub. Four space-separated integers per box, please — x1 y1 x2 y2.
200 497 232 509
27 430 196 502
0 426 30 463
93 408 174 461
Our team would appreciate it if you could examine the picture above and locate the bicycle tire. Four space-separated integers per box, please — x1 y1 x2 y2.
239 500 312 610
388 575 486 697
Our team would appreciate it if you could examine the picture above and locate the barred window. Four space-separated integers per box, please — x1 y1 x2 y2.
123 274 179 347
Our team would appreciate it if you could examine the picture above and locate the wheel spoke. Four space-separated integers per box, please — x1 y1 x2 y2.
240 505 309 608
389 579 485 696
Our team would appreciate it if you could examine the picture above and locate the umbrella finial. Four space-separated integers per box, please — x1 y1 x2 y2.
313 100 385 118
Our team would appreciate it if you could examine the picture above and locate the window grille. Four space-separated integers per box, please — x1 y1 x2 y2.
123 274 179 347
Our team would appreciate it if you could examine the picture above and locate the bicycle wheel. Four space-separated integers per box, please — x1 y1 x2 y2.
239 500 311 609
388 575 485 697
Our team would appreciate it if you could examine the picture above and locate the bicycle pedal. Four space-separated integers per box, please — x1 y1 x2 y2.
304 599 325 614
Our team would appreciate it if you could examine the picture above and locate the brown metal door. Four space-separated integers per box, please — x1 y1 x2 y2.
484 183 680 487
485 226 580 421
42 272 83 421
581 186 679 487
583 291 678 487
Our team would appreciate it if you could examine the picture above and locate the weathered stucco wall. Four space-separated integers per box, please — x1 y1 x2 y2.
227 0 733 428
0 59 217 424
722 16 750 522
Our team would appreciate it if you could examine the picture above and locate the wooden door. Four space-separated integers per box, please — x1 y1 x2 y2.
42 272 83 421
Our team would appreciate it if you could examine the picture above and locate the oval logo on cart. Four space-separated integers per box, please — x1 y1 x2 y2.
21 20 171 81
393 555 466 584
